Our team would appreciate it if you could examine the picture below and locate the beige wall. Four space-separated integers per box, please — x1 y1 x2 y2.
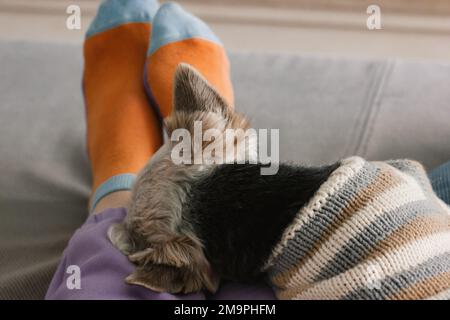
1 0 450 61
182 0 450 15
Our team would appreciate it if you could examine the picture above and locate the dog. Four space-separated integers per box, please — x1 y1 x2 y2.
107 63 337 293
109 64 450 299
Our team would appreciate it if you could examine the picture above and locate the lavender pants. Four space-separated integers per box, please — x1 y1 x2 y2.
45 208 275 300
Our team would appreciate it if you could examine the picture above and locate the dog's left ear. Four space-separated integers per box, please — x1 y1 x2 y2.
125 234 219 294
173 63 230 114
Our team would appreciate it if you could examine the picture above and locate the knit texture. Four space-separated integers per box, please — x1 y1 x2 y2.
264 157 450 300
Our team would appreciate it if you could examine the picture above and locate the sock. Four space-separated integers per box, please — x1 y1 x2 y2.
84 0 162 211
144 2 234 118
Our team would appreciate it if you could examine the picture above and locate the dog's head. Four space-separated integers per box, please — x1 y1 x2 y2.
108 64 253 294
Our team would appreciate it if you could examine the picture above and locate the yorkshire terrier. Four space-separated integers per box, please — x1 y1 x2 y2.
108 63 337 293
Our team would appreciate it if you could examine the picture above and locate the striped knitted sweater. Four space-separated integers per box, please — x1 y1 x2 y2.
264 157 450 300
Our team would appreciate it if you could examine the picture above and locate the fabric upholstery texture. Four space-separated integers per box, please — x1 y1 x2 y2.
1 40 450 299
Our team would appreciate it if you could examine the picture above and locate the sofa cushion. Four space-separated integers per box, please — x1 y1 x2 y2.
1 41 450 298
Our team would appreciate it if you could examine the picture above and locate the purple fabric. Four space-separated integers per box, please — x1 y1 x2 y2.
45 208 275 300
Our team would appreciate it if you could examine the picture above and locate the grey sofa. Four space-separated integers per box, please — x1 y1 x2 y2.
1 40 449 299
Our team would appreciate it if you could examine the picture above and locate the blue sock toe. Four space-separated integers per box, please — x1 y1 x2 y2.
87 0 160 38
148 2 221 55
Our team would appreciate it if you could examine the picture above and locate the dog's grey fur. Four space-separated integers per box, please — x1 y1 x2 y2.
108 64 253 293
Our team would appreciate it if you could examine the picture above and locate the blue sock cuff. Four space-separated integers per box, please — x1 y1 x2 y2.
91 173 136 212
86 0 160 39
148 2 222 56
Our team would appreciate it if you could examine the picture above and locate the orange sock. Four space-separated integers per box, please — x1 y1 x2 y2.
144 2 234 118
84 0 162 211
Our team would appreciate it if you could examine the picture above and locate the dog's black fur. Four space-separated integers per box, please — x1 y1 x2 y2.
186 162 340 283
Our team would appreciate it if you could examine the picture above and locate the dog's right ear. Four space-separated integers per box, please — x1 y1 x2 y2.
173 63 230 114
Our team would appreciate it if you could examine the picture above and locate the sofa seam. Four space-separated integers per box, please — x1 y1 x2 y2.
357 60 395 157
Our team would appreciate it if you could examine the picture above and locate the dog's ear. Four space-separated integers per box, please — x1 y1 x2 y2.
126 235 219 294
173 63 230 114
125 264 218 294
108 223 134 255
